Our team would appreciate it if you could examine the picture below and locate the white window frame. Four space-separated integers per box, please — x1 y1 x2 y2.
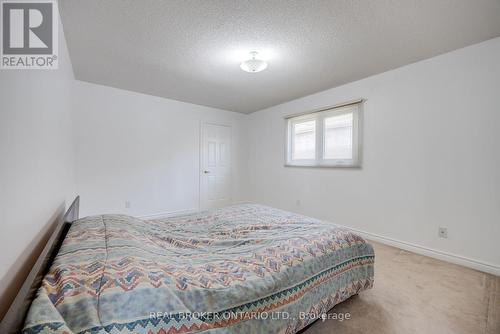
285 100 363 168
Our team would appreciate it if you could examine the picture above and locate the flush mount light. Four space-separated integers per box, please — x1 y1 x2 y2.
240 51 268 73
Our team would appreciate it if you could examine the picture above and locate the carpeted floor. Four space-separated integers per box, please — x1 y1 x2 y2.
304 241 500 334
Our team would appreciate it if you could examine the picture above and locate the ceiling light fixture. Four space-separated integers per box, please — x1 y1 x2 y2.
240 51 268 73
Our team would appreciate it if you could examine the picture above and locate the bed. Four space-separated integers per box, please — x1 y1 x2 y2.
11 200 374 334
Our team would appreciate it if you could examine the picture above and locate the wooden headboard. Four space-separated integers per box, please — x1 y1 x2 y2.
0 196 80 334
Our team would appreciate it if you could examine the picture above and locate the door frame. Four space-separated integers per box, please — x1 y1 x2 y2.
199 121 233 210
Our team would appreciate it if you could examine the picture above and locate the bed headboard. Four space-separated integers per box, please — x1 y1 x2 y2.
0 196 80 334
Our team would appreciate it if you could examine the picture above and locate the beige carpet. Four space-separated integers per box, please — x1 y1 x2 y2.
304 241 500 334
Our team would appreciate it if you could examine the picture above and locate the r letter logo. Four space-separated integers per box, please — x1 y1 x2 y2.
1 0 58 69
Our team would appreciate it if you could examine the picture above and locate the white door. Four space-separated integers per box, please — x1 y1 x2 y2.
200 123 232 209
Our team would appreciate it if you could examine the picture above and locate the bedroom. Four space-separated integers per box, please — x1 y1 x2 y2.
0 0 499 333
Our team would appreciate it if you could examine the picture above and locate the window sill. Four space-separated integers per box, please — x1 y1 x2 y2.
284 163 361 169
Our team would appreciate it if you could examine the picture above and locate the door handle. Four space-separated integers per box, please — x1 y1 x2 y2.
203 170 210 174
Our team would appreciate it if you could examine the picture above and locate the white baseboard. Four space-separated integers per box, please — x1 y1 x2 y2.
138 208 199 220
343 226 500 276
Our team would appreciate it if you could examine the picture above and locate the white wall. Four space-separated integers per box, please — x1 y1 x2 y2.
244 37 500 273
73 81 246 217
0 15 76 316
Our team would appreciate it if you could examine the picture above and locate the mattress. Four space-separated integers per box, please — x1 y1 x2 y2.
23 204 374 334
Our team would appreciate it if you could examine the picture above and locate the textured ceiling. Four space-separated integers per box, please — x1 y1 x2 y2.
60 0 500 113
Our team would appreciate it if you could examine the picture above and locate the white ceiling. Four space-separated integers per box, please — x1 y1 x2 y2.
60 0 500 113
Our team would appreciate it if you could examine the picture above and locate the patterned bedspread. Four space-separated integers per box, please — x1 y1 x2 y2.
23 204 374 334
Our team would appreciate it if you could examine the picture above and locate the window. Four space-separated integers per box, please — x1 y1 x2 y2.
285 102 362 167
292 120 315 160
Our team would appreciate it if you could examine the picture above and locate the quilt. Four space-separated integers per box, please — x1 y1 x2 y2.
23 204 374 334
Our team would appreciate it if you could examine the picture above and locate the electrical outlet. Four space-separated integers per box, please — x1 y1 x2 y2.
125 201 131 209
295 199 301 206
438 227 448 239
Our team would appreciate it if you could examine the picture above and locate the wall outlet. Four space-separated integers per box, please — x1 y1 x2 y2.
125 201 131 209
295 199 301 206
438 227 448 239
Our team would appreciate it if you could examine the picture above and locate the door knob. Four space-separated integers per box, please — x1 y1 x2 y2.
203 170 210 174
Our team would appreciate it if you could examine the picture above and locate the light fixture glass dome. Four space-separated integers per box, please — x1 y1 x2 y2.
240 51 268 73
